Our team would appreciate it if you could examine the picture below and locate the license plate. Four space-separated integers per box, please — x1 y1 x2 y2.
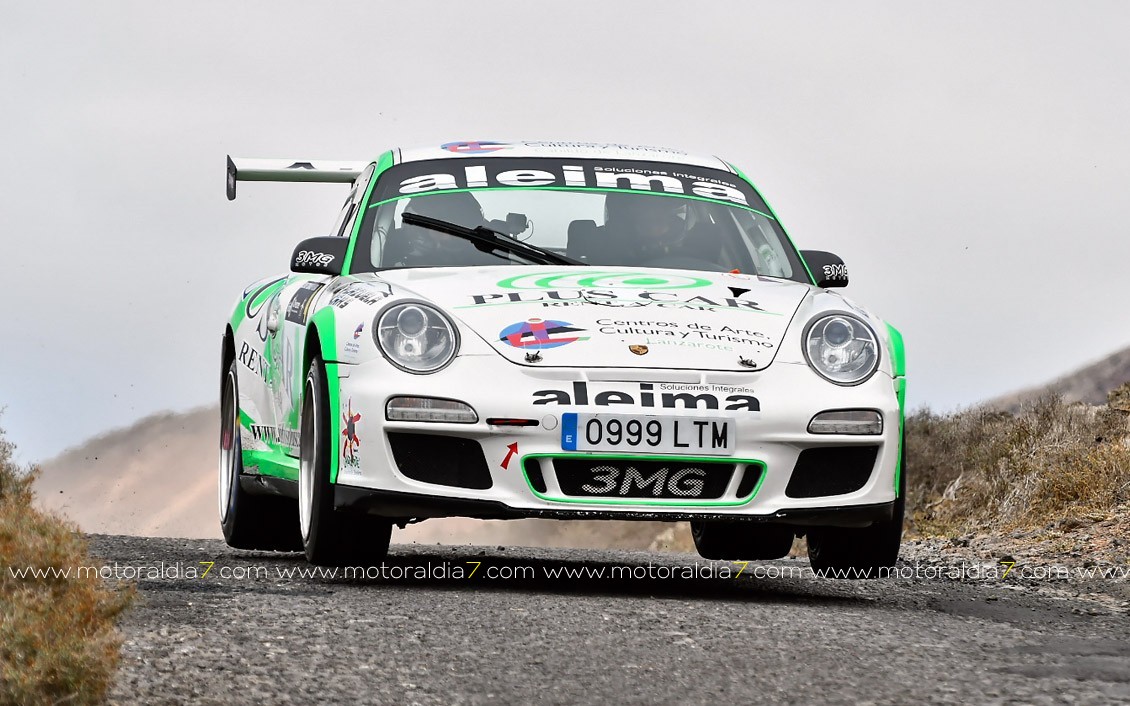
560 413 734 456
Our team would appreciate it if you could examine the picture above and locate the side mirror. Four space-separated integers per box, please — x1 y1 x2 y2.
291 236 347 275
801 250 849 288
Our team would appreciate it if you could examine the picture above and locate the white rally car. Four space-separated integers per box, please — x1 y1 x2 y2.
219 140 907 573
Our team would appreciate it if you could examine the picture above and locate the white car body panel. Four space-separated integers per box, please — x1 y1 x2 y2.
227 265 901 516
224 142 904 525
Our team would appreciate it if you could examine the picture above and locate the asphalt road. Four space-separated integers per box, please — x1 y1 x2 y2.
89 535 1130 705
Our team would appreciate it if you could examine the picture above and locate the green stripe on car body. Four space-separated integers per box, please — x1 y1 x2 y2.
885 323 907 496
496 271 713 290
893 376 907 497
306 306 341 484
885 323 906 378
326 361 342 485
241 449 299 481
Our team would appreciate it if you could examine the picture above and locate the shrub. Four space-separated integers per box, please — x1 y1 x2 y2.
906 391 1130 535
0 424 133 706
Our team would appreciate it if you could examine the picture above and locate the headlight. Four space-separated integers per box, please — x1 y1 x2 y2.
375 302 458 373
804 314 880 385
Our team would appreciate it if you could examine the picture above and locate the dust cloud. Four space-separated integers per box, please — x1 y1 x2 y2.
35 408 686 551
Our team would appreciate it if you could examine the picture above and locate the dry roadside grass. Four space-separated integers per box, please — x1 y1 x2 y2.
655 387 1130 557
0 424 133 706
907 386 1130 537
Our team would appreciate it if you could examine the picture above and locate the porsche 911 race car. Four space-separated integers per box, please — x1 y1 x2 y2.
219 140 907 573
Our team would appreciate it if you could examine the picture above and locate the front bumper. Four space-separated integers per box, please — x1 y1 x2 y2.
334 485 895 527
332 352 902 524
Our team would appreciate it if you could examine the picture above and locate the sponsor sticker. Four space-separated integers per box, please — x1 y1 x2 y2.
342 399 361 469
594 319 774 348
498 318 589 349
285 282 325 325
533 381 760 413
464 275 776 315
822 263 849 280
345 324 364 356
328 282 393 309
441 141 511 154
237 341 269 382
367 158 772 214
395 160 751 206
500 442 518 470
248 424 301 448
294 250 335 268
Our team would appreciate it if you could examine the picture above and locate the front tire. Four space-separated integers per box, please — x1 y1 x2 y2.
691 522 795 560
299 355 392 567
806 439 906 577
219 359 302 551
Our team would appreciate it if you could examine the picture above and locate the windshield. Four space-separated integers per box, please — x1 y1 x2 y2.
351 158 810 283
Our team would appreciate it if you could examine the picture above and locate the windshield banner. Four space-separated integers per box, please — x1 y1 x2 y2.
369 158 770 213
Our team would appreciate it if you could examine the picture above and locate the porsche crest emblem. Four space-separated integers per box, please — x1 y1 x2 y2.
629 345 649 356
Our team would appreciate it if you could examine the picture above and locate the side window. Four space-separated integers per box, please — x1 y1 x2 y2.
367 202 397 268
329 191 356 237
733 210 792 278
329 164 376 238
336 202 358 237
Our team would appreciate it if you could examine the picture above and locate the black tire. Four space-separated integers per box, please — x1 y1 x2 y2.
299 355 392 567
690 521 795 560
219 358 302 551
806 440 906 578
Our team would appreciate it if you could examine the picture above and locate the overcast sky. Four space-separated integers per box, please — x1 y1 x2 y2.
2 1 1129 462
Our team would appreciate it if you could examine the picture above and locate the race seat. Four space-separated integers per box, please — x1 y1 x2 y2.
566 219 603 262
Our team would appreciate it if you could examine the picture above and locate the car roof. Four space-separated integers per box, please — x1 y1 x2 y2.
393 140 736 173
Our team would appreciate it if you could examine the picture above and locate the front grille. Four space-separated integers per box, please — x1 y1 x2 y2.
735 464 765 499
785 446 878 498
387 433 493 490
523 458 548 494
552 457 735 500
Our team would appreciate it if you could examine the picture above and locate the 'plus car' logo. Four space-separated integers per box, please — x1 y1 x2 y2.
441 141 510 154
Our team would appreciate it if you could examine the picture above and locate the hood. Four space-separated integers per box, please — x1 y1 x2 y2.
376 266 812 372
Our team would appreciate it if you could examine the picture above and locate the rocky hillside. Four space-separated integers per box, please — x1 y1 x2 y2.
992 345 1130 411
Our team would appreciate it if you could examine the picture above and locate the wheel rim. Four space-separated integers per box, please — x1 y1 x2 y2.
218 370 238 522
298 378 316 542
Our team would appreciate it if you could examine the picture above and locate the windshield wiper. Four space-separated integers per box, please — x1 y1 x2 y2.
401 213 580 266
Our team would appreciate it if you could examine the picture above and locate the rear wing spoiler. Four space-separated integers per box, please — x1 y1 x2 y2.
226 155 368 200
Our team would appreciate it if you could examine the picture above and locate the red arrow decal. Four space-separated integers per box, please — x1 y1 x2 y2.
500 442 518 469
